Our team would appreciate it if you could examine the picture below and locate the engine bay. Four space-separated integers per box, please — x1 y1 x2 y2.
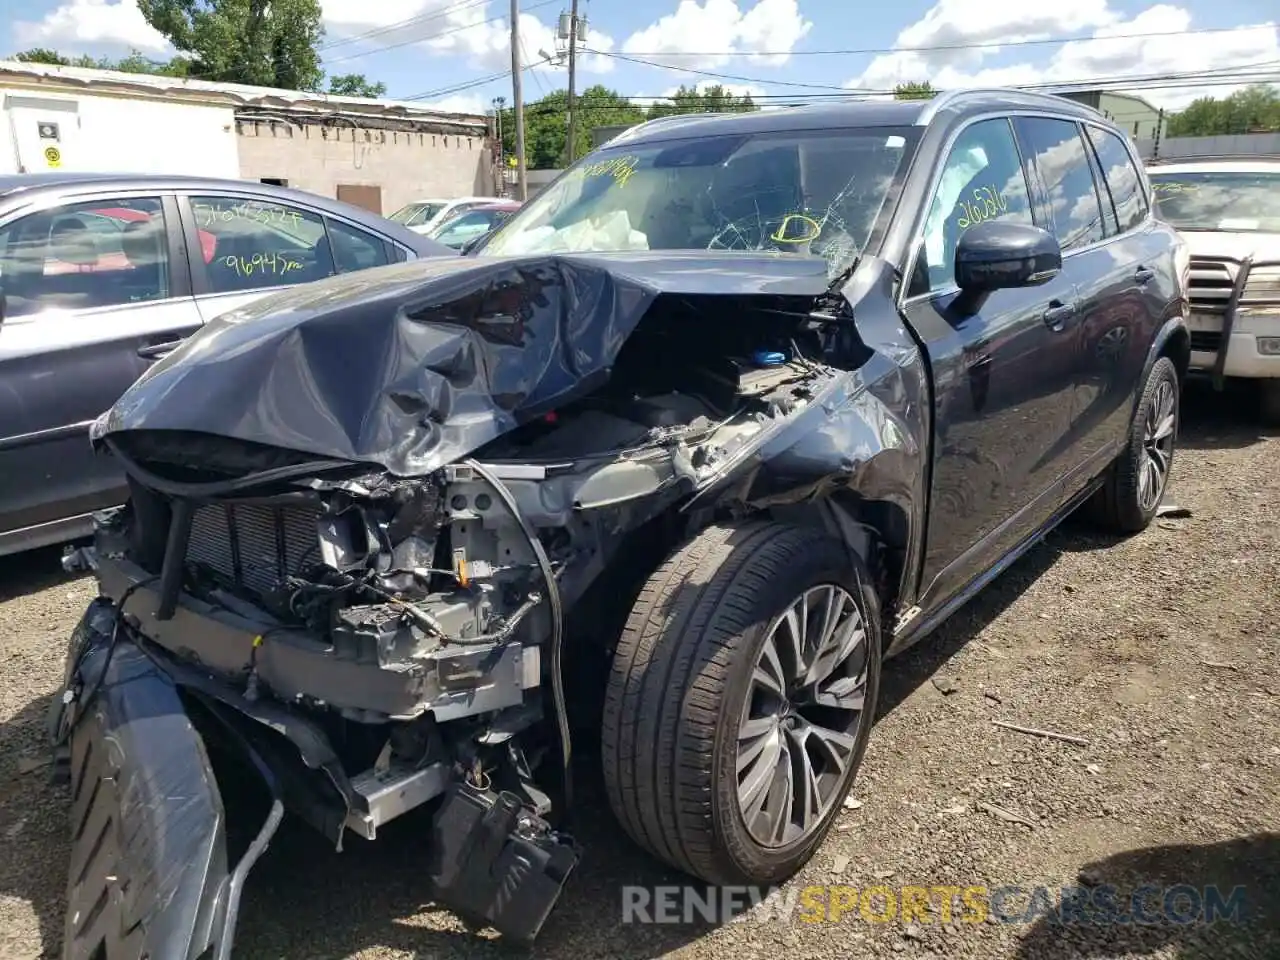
99 294 840 707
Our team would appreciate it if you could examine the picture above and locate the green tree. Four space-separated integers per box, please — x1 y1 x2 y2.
500 86 649 168
894 81 937 100
138 0 325 90
12 46 189 75
13 47 72 65
1167 84 1280 137
646 83 757 118
327 73 386 98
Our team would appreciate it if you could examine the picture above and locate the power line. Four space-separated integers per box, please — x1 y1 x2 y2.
522 37 550 97
404 52 1280 110
504 69 1280 114
319 0 492 52
401 68 513 101
324 0 559 65
585 48 1280 100
586 49 852 90
615 23 1280 59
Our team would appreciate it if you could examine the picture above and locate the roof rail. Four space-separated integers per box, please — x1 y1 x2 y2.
913 86 1091 125
914 87 1005 124
599 111 711 143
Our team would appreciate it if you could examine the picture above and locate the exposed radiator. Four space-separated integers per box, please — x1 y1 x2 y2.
187 501 323 597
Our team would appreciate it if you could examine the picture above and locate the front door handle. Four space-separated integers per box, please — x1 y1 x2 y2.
1134 266 1155 285
1042 301 1077 332
137 339 182 359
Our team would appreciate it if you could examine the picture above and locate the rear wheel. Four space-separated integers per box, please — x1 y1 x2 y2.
600 521 882 885
1087 356 1179 534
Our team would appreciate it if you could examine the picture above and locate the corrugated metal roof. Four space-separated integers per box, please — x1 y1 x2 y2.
0 59 488 131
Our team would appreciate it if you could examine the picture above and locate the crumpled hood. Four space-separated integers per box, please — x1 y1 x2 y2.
92 250 833 476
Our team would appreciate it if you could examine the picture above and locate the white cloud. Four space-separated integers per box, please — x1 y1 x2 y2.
847 2 1280 109
13 0 171 53
320 0 614 78
422 93 489 114
622 0 812 69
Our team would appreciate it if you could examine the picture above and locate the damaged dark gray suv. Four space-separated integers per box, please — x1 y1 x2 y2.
50 88 1190 958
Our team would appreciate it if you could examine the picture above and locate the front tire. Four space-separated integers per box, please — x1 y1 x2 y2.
600 521 882 886
1087 356 1180 533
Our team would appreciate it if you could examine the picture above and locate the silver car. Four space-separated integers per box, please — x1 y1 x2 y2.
0 173 454 557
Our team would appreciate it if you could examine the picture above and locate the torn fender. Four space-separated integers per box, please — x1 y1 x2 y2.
59 599 231 960
90 250 833 477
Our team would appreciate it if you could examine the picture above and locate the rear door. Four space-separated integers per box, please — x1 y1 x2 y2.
901 116 1081 609
1012 117 1159 489
1079 123 1167 461
178 192 397 322
0 192 199 551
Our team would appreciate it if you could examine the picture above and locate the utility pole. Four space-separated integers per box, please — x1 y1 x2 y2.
565 0 580 164
492 96 506 197
509 0 528 200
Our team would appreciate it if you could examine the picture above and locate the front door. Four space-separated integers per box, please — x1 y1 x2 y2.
902 117 1081 610
0 194 200 552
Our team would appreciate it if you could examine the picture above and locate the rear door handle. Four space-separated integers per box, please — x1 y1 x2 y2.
1042 301 1077 331
137 339 182 359
1134 266 1155 285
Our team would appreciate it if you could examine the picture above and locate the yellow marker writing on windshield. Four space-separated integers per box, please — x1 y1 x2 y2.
770 214 822 244
569 154 640 188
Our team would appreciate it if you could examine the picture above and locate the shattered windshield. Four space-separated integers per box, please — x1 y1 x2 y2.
480 126 919 279
1148 171 1280 233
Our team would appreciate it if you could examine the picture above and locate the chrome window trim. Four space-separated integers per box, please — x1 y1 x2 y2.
897 108 1154 311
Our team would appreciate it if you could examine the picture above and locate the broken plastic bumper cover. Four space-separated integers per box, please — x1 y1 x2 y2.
55 597 257 960
54 596 582 952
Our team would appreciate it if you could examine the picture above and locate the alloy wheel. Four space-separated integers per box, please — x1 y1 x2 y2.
1138 378 1177 512
736 584 869 848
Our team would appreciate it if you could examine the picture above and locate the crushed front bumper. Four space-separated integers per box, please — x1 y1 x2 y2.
52 598 281 960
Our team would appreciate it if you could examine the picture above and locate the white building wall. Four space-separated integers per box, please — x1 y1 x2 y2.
0 87 239 177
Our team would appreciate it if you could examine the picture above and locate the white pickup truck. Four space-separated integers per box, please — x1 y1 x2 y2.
1146 157 1280 423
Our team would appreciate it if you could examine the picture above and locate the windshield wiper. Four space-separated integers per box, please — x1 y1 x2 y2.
825 255 862 296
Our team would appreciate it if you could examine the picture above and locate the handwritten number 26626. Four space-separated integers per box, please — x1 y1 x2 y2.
955 185 1009 230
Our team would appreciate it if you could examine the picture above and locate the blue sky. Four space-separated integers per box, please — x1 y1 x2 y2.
4 0 1278 115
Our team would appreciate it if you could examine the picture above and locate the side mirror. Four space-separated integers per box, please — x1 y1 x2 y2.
955 221 1062 293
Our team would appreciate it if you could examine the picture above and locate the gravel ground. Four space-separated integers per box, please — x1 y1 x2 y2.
1 380 1277 960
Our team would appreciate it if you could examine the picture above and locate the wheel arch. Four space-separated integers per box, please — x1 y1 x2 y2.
744 492 899 620
1161 322 1191 384
1133 315 1191 425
